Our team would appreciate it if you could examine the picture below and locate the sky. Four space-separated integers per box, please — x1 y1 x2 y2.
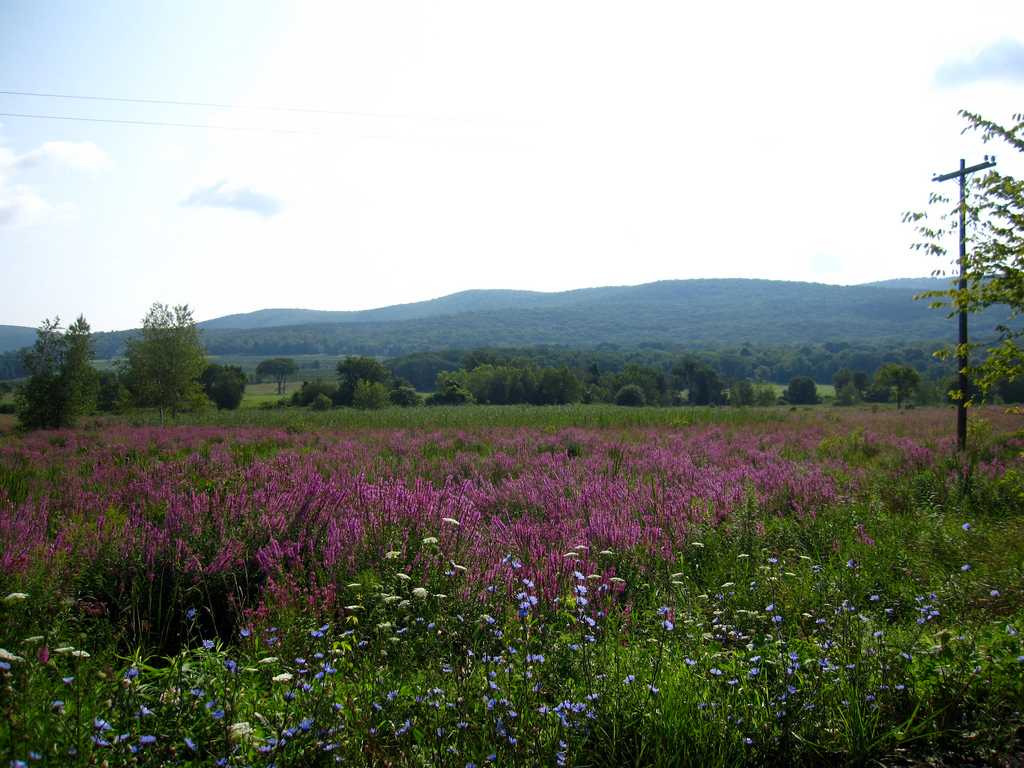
1 1 1022 331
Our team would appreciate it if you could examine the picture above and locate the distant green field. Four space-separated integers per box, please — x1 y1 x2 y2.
92 353 346 380
766 382 836 398
122 402 848 431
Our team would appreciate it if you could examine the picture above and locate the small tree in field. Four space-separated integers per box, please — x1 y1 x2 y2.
784 376 819 405
875 363 920 410
200 364 247 410
123 303 206 424
16 315 98 430
614 384 646 407
352 379 390 410
256 357 297 395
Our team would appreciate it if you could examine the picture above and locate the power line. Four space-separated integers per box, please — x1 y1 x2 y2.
0 111 320 135
0 89 409 119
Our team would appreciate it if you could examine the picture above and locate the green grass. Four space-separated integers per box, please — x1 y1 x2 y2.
122 403 800 430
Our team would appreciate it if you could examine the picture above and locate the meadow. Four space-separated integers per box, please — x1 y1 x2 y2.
0 407 1022 766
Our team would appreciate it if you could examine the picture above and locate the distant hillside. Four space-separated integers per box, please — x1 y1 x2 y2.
5 278 1008 362
79 277 1010 359
0 325 37 354
198 288 616 329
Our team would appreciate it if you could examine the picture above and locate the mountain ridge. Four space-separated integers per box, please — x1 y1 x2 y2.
4 277 990 358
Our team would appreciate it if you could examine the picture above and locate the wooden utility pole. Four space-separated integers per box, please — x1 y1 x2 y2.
932 156 996 452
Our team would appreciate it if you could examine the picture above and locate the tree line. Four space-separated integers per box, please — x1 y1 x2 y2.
11 304 249 429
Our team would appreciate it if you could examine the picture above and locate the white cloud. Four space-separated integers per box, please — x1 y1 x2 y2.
0 139 108 229
936 39 1024 87
17 141 110 171
182 179 282 217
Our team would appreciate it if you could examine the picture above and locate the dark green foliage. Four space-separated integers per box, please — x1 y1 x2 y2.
310 392 332 411
352 380 389 410
335 356 391 406
444 363 583 405
728 379 755 406
875 363 921 410
426 373 475 405
292 380 338 406
96 370 129 412
784 376 819 405
835 381 861 406
387 351 463 391
389 383 421 407
614 383 646 406
15 316 98 430
200 364 247 410
122 304 206 423
996 376 1024 403
255 357 297 395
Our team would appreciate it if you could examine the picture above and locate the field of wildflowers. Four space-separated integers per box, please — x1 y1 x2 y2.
1 407 1022 766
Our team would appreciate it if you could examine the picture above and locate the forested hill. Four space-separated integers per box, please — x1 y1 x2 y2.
100 277 1012 358
0 325 37 355
2 278 1011 359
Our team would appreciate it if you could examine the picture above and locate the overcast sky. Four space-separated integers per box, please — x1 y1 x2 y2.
1 1 1022 330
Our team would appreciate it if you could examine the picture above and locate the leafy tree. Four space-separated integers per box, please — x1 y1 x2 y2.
311 392 332 411
256 358 297 395
833 368 854 391
336 356 391 406
292 380 338 406
728 379 756 406
122 303 206 424
352 379 390 410
906 110 1024 400
389 383 420 407
62 316 99 423
96 370 129 412
753 384 778 406
200 364 247 410
15 316 98 430
835 381 861 406
875 363 920 410
614 384 646 407
426 373 475 405
15 318 68 429
783 376 819 405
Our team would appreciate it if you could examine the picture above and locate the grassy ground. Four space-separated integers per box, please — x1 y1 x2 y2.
1 409 1022 765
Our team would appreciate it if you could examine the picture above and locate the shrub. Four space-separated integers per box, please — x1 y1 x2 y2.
389 384 421 407
311 393 332 411
614 383 646 407
352 380 390 410
783 376 819 405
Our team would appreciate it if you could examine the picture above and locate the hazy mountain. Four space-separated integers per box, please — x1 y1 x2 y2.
8 278 1007 361
0 325 38 355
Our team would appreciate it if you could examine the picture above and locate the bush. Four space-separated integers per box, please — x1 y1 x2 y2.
389 385 421 407
200 364 247 410
783 376 819 405
835 381 861 406
352 380 390 410
292 380 338 406
426 375 475 405
614 384 646 407
311 393 332 411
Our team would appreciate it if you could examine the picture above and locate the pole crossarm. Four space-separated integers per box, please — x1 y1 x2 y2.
933 159 996 183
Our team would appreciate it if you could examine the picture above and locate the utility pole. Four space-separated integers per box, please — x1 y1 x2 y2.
932 156 996 452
